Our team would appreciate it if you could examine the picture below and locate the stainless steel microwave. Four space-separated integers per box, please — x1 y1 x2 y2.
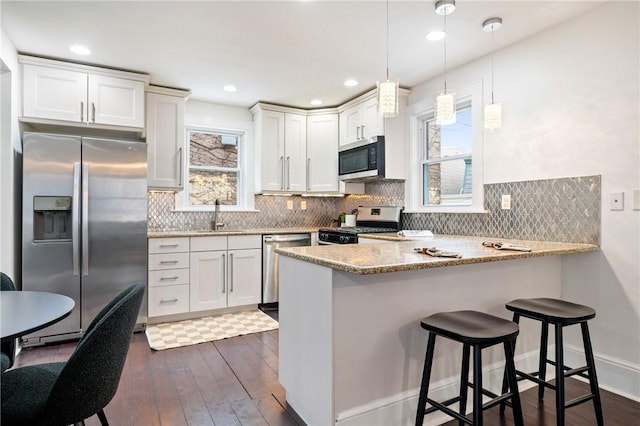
338 136 385 181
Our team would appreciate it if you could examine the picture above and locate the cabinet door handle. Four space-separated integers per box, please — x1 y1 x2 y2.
222 253 226 293
229 253 234 292
286 156 291 190
91 102 96 123
356 125 360 140
160 244 179 248
280 156 284 190
307 158 311 191
361 125 365 140
160 260 179 265
80 101 84 122
160 298 178 304
159 276 179 281
177 147 184 187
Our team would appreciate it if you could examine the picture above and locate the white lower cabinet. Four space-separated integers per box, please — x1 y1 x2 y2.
148 235 262 319
148 237 191 317
190 235 262 312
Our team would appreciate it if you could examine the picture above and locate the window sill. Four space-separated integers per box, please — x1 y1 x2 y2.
404 207 490 214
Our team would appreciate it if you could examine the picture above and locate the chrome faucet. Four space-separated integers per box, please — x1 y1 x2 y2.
213 199 224 230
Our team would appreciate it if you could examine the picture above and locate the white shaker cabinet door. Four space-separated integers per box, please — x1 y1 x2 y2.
284 113 307 193
22 64 87 123
227 249 262 307
260 109 286 191
307 114 339 192
88 74 145 128
146 92 185 189
190 251 227 312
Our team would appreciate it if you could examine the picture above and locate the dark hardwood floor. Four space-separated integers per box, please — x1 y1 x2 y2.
10 310 640 426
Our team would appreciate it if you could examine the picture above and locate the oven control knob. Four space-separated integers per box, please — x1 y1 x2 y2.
339 235 347 243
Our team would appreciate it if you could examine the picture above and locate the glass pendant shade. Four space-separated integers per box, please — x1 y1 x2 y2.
377 79 399 118
484 102 502 130
435 92 456 125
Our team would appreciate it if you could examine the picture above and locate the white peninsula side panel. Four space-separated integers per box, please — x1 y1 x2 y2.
279 254 564 426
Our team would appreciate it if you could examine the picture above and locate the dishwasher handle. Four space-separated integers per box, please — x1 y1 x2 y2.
263 234 311 244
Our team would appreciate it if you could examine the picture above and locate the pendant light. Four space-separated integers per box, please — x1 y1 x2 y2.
377 0 399 117
434 0 456 126
483 17 503 130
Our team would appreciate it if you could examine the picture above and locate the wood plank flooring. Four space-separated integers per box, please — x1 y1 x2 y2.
9 311 640 426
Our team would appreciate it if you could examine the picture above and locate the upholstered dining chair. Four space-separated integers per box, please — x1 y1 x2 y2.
1 272 17 373
0 282 145 426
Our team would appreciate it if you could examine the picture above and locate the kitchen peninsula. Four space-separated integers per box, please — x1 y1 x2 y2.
276 236 598 426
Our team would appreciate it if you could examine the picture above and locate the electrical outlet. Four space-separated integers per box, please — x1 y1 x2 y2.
610 192 624 211
501 194 511 210
287 200 293 210
300 200 307 210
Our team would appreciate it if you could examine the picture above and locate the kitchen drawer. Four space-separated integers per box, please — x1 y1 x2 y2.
190 235 227 252
228 235 262 250
148 252 189 271
149 237 190 254
148 268 190 288
148 284 189 317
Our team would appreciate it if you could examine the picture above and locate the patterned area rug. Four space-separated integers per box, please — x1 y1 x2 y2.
145 310 279 351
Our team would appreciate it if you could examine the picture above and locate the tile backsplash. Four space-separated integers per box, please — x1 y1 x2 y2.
148 175 600 244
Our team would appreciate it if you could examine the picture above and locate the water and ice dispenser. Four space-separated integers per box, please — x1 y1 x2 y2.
33 196 72 241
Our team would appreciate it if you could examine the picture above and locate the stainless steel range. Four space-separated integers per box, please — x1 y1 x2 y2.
318 206 402 244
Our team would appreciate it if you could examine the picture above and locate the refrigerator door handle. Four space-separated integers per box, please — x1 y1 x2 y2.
82 163 89 276
72 162 81 276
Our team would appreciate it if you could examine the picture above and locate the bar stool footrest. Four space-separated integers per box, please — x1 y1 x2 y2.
423 396 462 415
424 398 473 425
515 370 556 391
566 393 596 409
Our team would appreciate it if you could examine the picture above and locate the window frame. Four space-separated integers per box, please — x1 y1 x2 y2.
405 80 485 213
176 125 251 212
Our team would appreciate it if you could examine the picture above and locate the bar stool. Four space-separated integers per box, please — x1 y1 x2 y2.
501 298 604 426
415 310 523 426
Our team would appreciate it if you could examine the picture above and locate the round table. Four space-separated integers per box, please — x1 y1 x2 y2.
1 291 75 341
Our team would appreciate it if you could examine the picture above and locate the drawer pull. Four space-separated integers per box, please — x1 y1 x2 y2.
159 260 179 265
159 298 179 304
159 244 179 248
159 276 179 281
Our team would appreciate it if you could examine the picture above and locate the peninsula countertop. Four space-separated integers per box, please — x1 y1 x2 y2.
275 234 598 275
148 227 319 238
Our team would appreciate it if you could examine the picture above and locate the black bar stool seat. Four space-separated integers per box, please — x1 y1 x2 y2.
502 298 604 426
415 310 524 426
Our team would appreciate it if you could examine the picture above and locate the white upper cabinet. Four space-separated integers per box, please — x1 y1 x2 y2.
20 55 149 129
146 86 190 190
306 113 339 193
339 95 384 146
251 104 307 193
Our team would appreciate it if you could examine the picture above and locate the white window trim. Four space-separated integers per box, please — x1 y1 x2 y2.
405 80 487 213
174 125 256 212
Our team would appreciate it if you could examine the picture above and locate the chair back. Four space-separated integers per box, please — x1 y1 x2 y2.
1 272 17 370
40 283 145 423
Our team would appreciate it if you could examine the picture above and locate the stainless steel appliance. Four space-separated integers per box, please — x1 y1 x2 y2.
318 206 402 245
339 135 385 181
21 132 148 345
262 233 312 307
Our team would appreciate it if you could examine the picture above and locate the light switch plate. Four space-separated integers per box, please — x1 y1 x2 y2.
610 192 624 211
501 194 511 210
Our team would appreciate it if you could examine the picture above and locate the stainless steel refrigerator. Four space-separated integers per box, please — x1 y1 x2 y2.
22 132 147 345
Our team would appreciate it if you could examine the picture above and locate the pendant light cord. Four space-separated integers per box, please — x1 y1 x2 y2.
386 0 390 80
443 12 447 93
490 26 495 104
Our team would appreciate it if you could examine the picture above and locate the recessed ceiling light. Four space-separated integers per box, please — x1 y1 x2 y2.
426 30 446 41
223 85 237 92
344 79 358 87
69 45 91 55
310 99 323 106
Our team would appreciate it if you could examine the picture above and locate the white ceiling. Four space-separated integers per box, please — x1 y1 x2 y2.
1 0 606 109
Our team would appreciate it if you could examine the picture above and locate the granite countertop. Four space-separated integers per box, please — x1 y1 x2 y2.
275 234 599 275
148 227 320 238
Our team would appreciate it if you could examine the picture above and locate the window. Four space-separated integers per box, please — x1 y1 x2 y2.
181 127 244 210
406 80 484 213
423 105 472 206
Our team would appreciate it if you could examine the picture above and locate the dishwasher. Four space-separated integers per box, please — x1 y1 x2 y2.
262 233 311 309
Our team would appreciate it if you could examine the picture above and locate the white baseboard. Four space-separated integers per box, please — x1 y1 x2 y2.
335 350 540 426
565 344 640 402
